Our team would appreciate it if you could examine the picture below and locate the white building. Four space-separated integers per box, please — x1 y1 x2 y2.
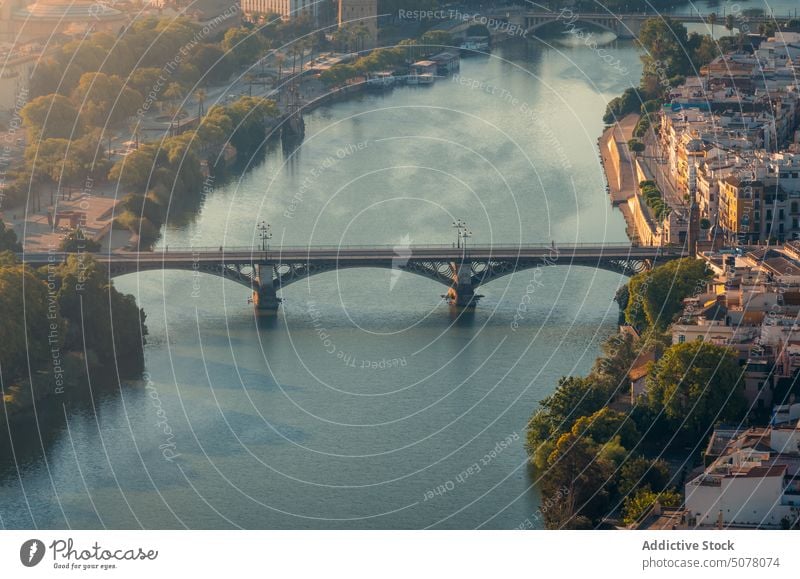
685 427 800 528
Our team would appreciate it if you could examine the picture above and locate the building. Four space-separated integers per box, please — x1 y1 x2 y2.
685 426 800 528
241 0 317 22
338 0 377 51
0 0 128 42
0 42 42 114
671 244 800 408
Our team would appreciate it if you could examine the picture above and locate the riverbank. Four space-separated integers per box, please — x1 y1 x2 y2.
599 114 639 242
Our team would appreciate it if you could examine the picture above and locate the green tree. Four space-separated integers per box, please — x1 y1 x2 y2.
541 432 613 528
59 228 101 253
223 27 265 67
0 261 59 382
526 375 608 469
419 30 453 53
21 94 83 140
570 407 640 449
71 72 143 128
625 258 712 331
638 17 692 78
618 455 671 499
628 139 645 156
646 341 747 438
55 255 147 375
622 487 682 526
0 220 21 252
592 331 637 387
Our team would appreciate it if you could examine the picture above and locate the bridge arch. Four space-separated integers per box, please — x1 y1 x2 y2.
106 261 258 289
525 16 622 38
464 257 652 289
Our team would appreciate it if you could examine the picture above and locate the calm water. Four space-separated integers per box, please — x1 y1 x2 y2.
1 37 641 529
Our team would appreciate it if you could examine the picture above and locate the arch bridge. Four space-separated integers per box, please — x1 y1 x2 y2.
507 11 791 40
22 243 686 310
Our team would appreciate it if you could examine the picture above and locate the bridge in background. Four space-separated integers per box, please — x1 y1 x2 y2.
508 11 792 40
20 244 687 310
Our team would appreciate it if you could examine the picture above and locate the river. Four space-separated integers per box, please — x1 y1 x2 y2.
0 23 682 529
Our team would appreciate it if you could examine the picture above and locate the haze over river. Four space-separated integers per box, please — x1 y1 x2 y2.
1 35 643 529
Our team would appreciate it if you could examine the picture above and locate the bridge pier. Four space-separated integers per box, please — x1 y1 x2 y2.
446 261 482 308
254 265 281 312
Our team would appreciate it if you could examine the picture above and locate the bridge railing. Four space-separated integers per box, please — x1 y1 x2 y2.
17 243 688 263
106 242 645 252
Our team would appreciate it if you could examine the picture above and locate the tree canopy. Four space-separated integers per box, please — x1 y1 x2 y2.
646 341 747 438
625 258 712 331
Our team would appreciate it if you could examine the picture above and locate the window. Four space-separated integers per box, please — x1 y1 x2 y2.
678 335 686 343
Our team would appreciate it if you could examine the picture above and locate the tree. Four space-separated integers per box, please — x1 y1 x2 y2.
188 44 234 86
55 255 147 375
0 261 59 382
708 12 717 37
419 30 453 52
163 83 184 114
724 15 735 34
646 341 747 438
622 487 682 526
541 432 613 528
638 17 692 78
195 88 207 118
222 26 265 68
618 455 671 499
570 407 640 449
628 139 645 157
21 94 82 140
625 258 712 331
592 331 637 388
71 72 143 128
0 220 21 252
526 375 608 470
603 88 643 124
59 228 101 253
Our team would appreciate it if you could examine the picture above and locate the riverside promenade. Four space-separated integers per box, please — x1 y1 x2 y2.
600 114 639 240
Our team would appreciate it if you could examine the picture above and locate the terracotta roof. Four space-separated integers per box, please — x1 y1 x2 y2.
629 350 655 382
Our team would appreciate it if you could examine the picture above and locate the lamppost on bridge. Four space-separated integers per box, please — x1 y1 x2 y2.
258 221 272 252
452 218 466 249
460 228 472 256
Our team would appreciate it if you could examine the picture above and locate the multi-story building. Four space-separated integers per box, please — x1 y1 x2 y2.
338 0 377 51
672 244 800 408
685 426 800 528
241 0 318 22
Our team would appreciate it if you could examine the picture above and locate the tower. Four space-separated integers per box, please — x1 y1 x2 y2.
338 0 377 52
687 160 699 256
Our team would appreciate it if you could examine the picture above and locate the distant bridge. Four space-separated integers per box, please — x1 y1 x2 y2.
21 243 686 310
508 11 792 40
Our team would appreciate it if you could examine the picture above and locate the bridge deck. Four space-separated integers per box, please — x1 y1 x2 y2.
19 244 686 266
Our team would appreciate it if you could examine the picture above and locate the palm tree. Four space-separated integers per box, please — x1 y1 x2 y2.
708 12 717 37
195 88 206 118
128 120 141 149
724 14 735 35
275 53 285 83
